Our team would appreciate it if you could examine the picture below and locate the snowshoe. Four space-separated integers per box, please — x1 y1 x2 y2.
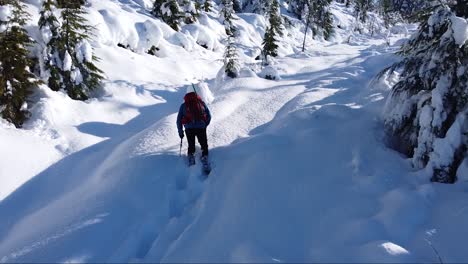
201 155 211 175
188 154 195 166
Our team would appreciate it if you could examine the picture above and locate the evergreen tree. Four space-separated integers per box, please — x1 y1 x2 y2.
354 0 371 23
151 0 199 31
262 0 283 61
0 0 38 127
232 0 242 12
60 5 103 100
151 0 182 31
377 0 393 27
379 4 467 183
221 0 239 78
288 0 307 19
221 0 236 36
180 0 198 24
224 35 239 78
39 2 103 100
302 0 333 51
38 0 62 92
203 0 214 12
56 0 86 8
243 0 269 14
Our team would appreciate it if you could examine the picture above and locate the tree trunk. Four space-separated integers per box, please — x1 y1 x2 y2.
302 15 311 52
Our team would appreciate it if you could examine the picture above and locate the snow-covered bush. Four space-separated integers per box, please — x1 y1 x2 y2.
380 5 468 183
259 65 280 80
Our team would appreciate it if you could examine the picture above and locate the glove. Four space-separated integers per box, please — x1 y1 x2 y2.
179 131 184 139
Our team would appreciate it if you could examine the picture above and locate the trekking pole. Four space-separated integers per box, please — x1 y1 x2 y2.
179 138 183 157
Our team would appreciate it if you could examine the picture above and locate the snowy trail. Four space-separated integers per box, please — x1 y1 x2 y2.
0 40 367 262
1 35 466 262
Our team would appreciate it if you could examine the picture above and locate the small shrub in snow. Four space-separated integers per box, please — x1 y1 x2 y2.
379 5 468 183
0 0 38 128
259 66 280 80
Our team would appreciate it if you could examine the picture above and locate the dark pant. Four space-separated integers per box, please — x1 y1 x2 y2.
185 128 208 157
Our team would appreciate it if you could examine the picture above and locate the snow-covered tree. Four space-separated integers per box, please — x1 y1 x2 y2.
224 35 240 78
221 0 239 78
262 0 283 61
302 0 334 51
179 0 198 24
39 3 103 100
242 0 269 14
0 0 37 127
288 0 307 19
152 0 199 31
354 0 372 23
38 0 62 92
152 0 182 31
221 0 236 36
203 0 213 12
379 4 468 183
60 5 103 100
56 0 86 8
377 0 394 27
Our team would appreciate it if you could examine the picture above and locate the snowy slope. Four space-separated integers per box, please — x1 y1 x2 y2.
1 0 468 263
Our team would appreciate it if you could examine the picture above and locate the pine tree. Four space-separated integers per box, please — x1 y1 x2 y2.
377 0 393 27
221 0 239 78
354 0 371 23
243 0 269 14
38 0 62 92
203 0 213 12
221 0 236 36
232 0 242 12
379 4 467 183
151 0 182 31
180 0 198 24
56 0 86 8
59 5 103 100
262 0 283 61
288 0 307 19
302 0 333 51
224 35 239 78
39 2 103 100
0 0 38 127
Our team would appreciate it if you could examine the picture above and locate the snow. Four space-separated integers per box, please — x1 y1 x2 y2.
258 65 280 80
450 15 468 47
0 0 467 263
0 5 11 22
62 51 72 71
76 40 93 63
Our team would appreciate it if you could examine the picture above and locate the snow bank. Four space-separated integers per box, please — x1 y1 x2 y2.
0 5 12 22
135 20 163 53
258 66 280 80
182 24 220 50
450 15 468 47
185 82 214 104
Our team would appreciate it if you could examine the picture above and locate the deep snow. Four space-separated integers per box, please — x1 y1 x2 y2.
0 0 467 263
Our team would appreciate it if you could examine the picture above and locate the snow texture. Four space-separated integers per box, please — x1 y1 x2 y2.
450 15 468 47
0 5 12 22
0 1 467 263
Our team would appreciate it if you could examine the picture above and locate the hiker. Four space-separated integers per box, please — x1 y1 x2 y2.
176 85 212 165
